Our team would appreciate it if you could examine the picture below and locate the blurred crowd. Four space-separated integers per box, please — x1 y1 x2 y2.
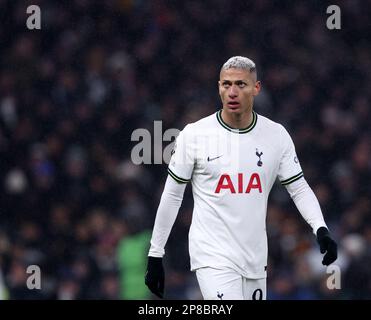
0 0 370 299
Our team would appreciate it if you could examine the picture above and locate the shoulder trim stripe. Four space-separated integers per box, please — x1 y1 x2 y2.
281 172 304 185
167 168 190 184
216 110 257 134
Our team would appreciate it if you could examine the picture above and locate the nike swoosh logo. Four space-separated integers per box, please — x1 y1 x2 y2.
207 155 223 162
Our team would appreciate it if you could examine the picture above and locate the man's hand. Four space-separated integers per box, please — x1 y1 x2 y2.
316 227 338 266
145 257 164 298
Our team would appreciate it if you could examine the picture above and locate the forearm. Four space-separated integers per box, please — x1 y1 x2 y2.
148 175 187 257
285 178 327 234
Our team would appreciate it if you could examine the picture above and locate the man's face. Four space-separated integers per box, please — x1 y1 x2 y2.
218 68 261 114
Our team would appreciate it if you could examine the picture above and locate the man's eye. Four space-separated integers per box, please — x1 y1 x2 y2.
223 83 230 88
238 83 246 88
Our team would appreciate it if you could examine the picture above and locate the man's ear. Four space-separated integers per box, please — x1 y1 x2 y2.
254 81 261 96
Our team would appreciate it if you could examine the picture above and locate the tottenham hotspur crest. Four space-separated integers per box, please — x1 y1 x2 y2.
256 148 263 167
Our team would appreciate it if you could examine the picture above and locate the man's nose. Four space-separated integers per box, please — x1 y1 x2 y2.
228 85 238 97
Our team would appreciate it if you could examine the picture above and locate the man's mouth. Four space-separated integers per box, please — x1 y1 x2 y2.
227 101 240 108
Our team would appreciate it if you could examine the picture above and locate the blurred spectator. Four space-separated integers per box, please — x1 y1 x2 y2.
117 227 151 299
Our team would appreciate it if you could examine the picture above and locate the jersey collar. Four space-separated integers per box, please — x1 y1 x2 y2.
216 109 257 134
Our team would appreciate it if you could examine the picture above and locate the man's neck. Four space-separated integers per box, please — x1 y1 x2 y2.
221 108 253 129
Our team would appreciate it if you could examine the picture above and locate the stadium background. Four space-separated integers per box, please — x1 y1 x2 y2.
0 0 370 299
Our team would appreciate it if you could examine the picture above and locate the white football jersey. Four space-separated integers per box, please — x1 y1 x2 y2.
168 110 303 279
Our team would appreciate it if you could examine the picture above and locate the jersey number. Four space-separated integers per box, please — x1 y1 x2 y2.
252 288 263 300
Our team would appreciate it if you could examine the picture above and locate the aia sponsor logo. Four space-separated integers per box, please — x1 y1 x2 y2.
215 173 262 194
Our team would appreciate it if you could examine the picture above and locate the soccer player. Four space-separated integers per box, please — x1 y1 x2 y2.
145 56 337 300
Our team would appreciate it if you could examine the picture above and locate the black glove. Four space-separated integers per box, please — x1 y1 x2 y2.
145 257 164 298
316 227 338 266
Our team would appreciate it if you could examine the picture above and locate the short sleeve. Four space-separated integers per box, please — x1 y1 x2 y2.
277 125 304 186
168 124 195 183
